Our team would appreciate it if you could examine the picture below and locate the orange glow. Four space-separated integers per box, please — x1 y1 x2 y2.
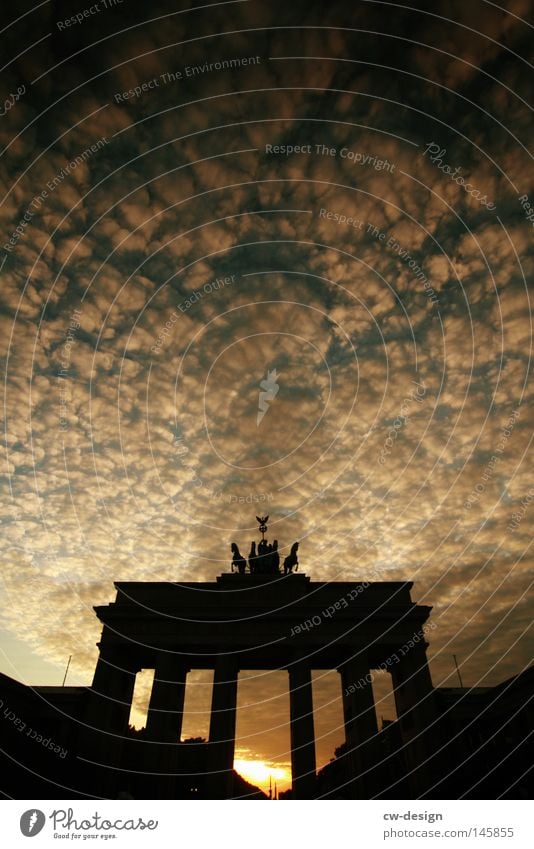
233 758 291 796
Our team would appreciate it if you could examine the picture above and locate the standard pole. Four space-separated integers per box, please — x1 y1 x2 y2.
62 655 72 686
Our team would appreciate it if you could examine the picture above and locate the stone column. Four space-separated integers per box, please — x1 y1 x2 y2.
390 637 436 796
338 653 379 798
143 655 189 798
146 655 188 742
80 645 139 797
288 659 316 799
207 659 239 799
86 646 138 735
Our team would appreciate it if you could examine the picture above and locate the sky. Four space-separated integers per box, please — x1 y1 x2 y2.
1 0 533 794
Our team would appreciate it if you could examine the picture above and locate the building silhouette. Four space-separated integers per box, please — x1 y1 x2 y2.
1 537 532 799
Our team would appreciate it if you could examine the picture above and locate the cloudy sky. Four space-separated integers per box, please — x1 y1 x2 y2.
1 0 533 791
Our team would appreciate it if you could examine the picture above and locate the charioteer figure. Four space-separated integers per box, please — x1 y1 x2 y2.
248 541 257 573
230 516 301 577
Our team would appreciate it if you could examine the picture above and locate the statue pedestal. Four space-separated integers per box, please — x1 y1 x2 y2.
217 572 309 585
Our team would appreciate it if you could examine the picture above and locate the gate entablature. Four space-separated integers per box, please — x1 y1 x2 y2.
93 577 431 669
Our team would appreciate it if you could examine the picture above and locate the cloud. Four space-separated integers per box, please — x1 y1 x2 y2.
0 0 532 773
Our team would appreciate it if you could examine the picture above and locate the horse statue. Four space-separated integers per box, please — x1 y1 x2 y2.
231 542 247 574
283 541 299 575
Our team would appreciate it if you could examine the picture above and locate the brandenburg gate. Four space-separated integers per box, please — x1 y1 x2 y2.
82 519 436 799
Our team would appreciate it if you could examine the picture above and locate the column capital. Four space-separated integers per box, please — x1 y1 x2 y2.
152 651 191 674
336 649 370 675
213 653 239 667
286 651 314 669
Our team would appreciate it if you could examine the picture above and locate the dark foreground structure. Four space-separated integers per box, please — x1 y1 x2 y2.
1 568 532 799
84 574 434 800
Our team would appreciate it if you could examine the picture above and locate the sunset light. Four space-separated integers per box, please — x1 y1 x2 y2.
234 759 291 796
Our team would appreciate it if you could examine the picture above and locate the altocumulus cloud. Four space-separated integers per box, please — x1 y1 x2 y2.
0 0 532 769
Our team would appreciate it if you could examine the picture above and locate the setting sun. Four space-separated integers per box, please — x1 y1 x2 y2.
234 759 291 796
